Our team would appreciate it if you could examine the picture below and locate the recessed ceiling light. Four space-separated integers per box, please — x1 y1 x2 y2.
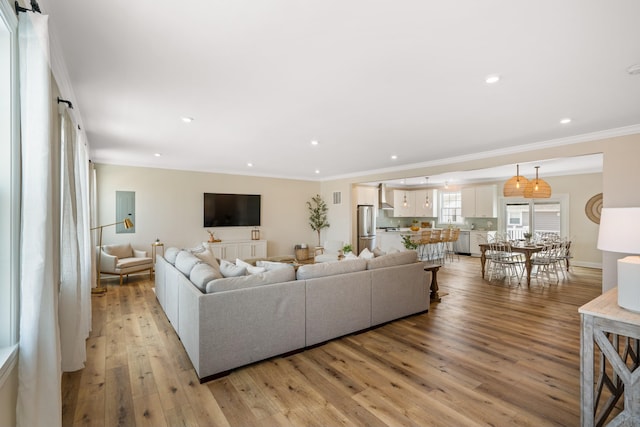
315 169 320 174
181 117 194 123
485 75 501 84
627 63 640 75
154 153 161 157
391 155 398 160
247 162 253 167
310 140 319 146
560 118 572 124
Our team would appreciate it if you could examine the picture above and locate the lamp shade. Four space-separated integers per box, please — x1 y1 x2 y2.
597 208 640 253
523 166 551 198
523 179 552 198
503 164 529 197
503 175 530 197
123 217 134 229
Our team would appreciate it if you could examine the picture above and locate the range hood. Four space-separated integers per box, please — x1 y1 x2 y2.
378 184 394 210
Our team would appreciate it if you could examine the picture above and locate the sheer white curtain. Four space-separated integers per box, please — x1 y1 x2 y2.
16 12 62 427
59 107 91 372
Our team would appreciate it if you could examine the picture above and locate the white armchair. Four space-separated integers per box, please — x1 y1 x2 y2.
98 243 153 285
314 240 344 263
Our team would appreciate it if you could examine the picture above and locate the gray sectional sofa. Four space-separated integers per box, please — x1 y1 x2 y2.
154 248 429 382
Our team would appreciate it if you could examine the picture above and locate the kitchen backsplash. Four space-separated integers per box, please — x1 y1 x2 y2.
376 210 497 231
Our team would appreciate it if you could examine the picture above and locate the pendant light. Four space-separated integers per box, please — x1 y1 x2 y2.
523 166 552 198
402 192 408 207
424 177 430 208
503 164 530 197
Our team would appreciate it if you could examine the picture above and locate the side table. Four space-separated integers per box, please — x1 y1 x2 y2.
151 241 164 272
579 288 640 426
424 263 442 302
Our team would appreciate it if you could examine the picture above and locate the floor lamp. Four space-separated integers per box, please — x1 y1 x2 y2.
91 217 134 294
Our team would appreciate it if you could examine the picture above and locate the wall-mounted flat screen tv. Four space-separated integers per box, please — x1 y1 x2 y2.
203 193 261 227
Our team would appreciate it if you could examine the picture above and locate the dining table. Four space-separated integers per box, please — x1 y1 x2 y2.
478 242 544 286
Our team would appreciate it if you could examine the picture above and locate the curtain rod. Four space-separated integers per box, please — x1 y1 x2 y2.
57 97 74 109
15 0 41 14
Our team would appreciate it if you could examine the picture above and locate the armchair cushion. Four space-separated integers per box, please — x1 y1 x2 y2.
103 243 133 259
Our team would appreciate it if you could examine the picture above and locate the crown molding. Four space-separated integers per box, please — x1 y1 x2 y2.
327 124 640 182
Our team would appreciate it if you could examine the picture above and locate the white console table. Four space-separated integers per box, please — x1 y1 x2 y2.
579 288 640 426
204 240 267 261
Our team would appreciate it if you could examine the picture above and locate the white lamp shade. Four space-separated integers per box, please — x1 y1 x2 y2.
597 207 640 254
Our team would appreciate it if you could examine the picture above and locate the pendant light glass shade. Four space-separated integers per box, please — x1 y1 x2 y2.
523 166 552 198
503 164 530 197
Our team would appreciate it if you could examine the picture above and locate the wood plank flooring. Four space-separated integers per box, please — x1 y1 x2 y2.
63 256 605 426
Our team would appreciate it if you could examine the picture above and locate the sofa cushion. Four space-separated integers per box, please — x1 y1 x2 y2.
103 243 133 259
175 251 202 276
190 263 223 292
206 265 296 293
220 260 247 277
164 247 180 264
366 250 418 270
296 258 367 280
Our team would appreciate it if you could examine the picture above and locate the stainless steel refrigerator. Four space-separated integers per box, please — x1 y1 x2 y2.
357 205 377 254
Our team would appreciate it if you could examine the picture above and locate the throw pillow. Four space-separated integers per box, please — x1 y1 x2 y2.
236 258 265 275
373 247 386 257
220 259 247 277
359 248 374 259
194 248 220 269
248 266 266 275
256 260 289 271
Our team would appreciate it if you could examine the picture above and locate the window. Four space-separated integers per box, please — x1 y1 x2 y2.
440 191 462 224
502 197 568 240
0 2 19 349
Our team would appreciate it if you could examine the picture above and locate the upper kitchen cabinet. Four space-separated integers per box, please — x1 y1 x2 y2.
461 185 497 218
414 189 437 217
355 186 378 206
393 190 415 217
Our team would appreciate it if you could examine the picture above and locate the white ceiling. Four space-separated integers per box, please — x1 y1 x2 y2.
40 0 640 181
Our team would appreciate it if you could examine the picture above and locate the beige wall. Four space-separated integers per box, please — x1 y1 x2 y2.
95 164 322 257
543 173 602 267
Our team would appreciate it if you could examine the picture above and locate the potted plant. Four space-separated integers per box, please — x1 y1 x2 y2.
307 194 330 247
523 232 533 244
343 243 353 255
401 235 418 250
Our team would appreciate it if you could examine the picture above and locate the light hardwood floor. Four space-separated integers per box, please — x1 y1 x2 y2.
63 256 604 426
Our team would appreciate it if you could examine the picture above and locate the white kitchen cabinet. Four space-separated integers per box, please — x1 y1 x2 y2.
206 240 267 261
393 190 415 217
355 186 378 207
414 189 437 217
469 231 496 256
461 185 497 218
461 187 476 218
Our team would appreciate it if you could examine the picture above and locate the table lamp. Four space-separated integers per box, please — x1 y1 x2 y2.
597 207 640 312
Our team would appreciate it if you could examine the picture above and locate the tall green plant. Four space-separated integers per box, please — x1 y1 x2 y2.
307 194 330 246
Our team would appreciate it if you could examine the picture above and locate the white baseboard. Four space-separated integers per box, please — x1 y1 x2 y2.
572 260 602 269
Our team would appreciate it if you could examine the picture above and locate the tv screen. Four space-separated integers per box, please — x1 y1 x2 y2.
204 193 261 227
